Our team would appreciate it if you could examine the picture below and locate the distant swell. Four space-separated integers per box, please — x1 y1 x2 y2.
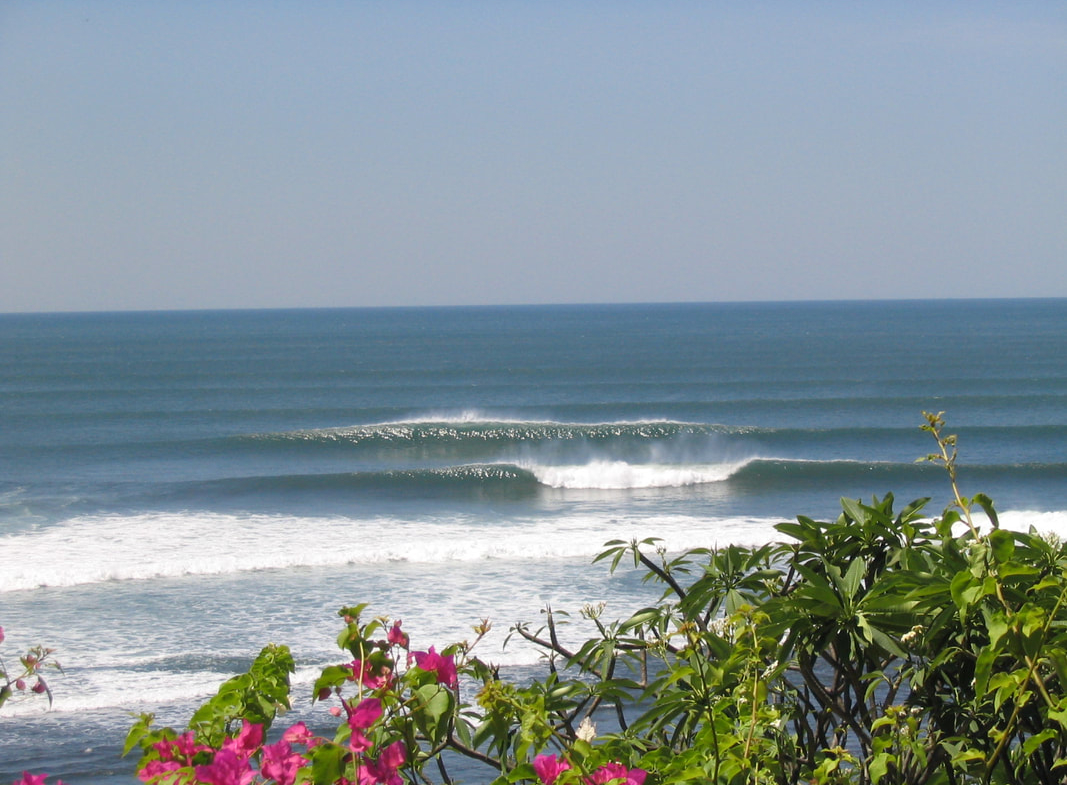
245 418 739 452
164 459 753 501
190 464 541 496
151 457 1067 503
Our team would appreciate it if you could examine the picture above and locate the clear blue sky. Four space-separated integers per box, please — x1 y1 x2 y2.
2 2 1065 312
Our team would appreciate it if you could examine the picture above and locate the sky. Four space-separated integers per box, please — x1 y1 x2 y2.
2 2 1065 313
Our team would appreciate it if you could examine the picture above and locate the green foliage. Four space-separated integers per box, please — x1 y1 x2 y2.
188 643 295 746
504 412 1067 784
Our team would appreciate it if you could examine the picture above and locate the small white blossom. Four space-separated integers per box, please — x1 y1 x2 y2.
709 616 734 639
576 717 597 742
900 625 924 646
580 602 607 620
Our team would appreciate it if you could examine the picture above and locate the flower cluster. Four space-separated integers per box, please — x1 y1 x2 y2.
11 774 66 785
129 616 438 785
136 720 326 785
409 646 458 690
135 712 409 785
126 610 653 785
532 754 647 785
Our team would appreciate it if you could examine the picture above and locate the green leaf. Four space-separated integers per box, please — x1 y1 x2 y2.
413 683 455 745
974 647 997 697
1022 729 1058 756
974 493 1000 529
620 607 662 632
869 751 893 784
989 528 1015 563
309 742 346 785
840 497 866 524
842 555 865 600
122 713 157 757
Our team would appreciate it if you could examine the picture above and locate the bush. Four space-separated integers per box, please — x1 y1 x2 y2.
119 413 1067 784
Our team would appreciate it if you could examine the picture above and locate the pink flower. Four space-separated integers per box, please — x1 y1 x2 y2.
378 740 406 770
586 763 647 785
348 659 392 689
151 739 176 761
137 759 182 783
31 679 47 694
361 762 402 785
348 730 373 753
411 647 458 689
349 697 383 730
174 731 209 760
282 722 314 745
221 721 263 760
260 739 306 785
387 621 409 648
532 754 571 785
15 775 66 785
151 731 207 764
0 626 5 644
354 744 405 785
195 748 256 785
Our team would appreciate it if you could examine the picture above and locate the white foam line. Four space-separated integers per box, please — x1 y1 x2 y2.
0 511 782 592
526 460 751 489
6 508 1066 593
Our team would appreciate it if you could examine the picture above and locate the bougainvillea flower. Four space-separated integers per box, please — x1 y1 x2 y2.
387 621 409 648
585 763 647 785
137 759 182 783
14 774 48 785
378 740 406 770
349 697 383 729
348 729 373 753
152 731 208 763
221 720 263 760
411 647 458 689
348 659 392 689
150 739 177 761
194 748 256 785
261 739 306 785
357 759 402 785
282 721 314 745
532 753 571 785
174 731 210 760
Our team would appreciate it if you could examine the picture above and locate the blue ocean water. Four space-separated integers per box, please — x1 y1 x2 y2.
1 300 1065 782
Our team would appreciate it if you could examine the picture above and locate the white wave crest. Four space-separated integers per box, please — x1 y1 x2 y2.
375 412 696 427
528 460 749 489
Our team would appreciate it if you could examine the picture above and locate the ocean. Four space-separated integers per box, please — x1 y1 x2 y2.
1 300 1065 782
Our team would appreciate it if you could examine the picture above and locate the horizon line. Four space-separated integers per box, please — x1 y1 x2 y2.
4 295 1066 318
